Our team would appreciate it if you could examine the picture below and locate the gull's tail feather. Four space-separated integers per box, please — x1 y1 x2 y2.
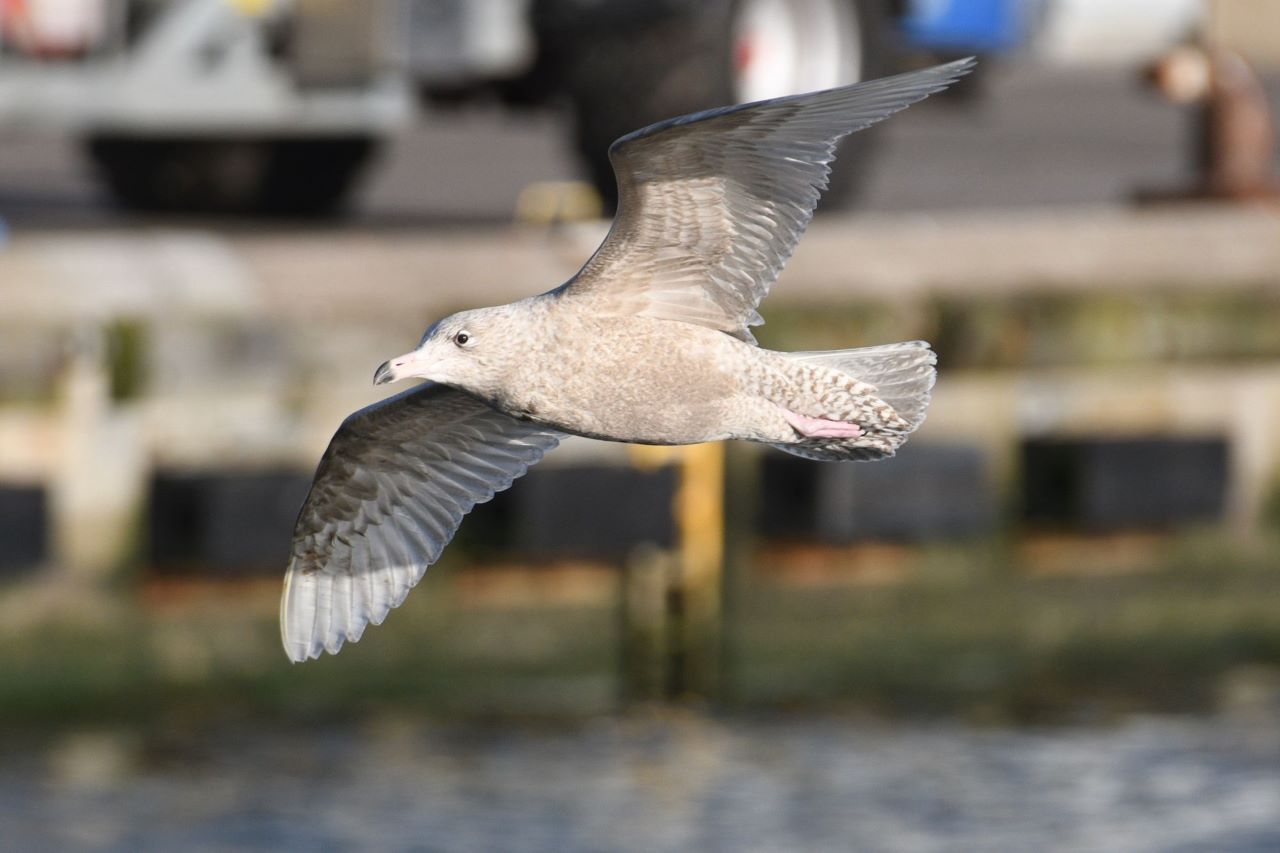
771 341 936 462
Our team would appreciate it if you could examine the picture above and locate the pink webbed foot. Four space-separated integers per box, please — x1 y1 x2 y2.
780 407 863 439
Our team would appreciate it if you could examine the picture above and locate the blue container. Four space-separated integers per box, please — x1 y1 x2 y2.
899 0 1042 53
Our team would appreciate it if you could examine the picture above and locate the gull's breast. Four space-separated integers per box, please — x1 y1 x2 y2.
509 316 744 444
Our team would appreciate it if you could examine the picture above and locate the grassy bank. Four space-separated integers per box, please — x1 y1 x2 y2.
730 554 1280 722
2 537 1279 727
0 568 623 727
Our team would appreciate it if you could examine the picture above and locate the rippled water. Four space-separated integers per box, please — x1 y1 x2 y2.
7 713 1280 852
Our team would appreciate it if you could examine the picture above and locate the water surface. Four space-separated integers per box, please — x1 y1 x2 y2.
7 713 1280 852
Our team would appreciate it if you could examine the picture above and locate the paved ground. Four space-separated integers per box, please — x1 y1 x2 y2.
4 63 1276 231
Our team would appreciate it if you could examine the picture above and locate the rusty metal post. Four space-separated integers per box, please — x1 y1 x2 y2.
671 441 726 698
626 442 727 700
619 544 674 703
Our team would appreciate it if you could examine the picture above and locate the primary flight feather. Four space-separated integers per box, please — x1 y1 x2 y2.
282 58 976 662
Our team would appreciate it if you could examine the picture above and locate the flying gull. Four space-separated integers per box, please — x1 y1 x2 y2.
281 58 976 662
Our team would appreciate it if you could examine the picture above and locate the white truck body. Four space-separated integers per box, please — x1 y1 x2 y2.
0 0 538 135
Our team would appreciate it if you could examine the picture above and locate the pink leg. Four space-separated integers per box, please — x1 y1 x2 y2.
780 407 863 439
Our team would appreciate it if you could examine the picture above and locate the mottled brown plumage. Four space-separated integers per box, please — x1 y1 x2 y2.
281 59 974 662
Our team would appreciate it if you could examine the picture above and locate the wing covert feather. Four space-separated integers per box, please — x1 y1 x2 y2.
281 383 562 662
562 59 976 341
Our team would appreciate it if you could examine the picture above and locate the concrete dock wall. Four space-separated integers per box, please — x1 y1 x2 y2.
1 206 1277 578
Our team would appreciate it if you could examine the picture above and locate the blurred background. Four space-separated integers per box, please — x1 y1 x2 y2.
3 0 1280 849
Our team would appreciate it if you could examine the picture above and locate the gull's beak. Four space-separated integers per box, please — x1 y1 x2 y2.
373 351 421 386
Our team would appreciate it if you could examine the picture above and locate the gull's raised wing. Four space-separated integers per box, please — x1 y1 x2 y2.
560 59 975 342
281 383 562 662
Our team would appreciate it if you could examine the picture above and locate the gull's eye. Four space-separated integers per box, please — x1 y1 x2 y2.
454 331 471 347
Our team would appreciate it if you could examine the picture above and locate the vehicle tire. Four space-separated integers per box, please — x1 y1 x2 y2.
85 136 378 216
561 0 889 215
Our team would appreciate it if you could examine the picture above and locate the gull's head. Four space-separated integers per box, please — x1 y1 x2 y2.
374 308 506 394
